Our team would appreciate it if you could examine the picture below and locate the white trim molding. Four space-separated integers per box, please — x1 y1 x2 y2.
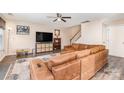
0 50 6 62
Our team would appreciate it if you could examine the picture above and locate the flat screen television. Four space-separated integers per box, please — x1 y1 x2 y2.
36 32 53 42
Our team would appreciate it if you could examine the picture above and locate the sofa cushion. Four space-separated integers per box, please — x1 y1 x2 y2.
94 50 108 72
97 45 105 51
47 52 77 70
76 49 90 58
78 44 88 50
90 47 101 54
72 43 80 50
30 59 54 80
52 59 80 80
87 45 97 48
89 45 105 54
60 49 75 54
80 55 95 80
64 47 75 51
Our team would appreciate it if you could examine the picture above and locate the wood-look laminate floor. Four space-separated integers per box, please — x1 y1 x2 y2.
0 55 124 80
92 56 124 80
0 55 16 79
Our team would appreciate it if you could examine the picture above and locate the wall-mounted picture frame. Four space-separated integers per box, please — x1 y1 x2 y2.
54 29 60 38
16 25 30 35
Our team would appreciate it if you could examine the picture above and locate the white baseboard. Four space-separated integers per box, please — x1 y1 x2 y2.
0 54 6 62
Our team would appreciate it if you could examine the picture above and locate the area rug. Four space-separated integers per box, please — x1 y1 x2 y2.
4 53 59 80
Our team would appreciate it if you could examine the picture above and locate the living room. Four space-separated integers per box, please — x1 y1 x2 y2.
0 13 124 80
1 0 124 93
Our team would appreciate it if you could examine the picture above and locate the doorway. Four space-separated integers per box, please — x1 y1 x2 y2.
109 25 124 57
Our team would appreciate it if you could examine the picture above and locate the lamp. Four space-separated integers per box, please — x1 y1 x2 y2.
57 18 61 21
54 29 60 38
8 27 12 31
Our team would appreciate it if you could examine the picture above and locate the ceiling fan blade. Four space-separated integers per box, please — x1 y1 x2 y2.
61 19 66 22
53 19 57 22
47 16 58 18
8 13 14 16
62 17 71 19
59 14 62 17
57 13 60 17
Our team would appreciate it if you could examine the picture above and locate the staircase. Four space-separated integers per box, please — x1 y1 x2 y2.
70 30 81 44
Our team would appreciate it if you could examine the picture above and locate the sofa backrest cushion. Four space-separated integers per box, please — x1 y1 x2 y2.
60 49 75 54
87 45 97 48
72 43 80 50
47 52 77 71
89 45 105 54
97 45 105 51
78 44 88 50
76 49 90 58
52 59 80 80
90 47 100 54
80 55 95 80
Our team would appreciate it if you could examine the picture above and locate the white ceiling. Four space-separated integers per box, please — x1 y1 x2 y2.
1 13 124 28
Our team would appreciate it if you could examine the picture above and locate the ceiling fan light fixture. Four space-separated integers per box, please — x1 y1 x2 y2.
57 18 61 21
47 13 71 22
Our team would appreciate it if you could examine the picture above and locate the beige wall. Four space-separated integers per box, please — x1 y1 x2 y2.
66 25 81 39
80 19 124 57
60 20 108 47
61 25 81 45
2 18 124 58
5 20 68 55
81 20 103 44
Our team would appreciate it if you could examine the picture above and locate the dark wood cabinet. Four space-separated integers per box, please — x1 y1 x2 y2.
0 17 6 29
53 38 61 51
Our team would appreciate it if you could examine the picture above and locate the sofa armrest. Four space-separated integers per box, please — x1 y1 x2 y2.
30 59 54 80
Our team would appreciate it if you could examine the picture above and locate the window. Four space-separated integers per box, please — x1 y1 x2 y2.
0 28 4 50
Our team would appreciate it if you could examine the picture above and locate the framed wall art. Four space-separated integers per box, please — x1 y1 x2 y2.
16 25 30 35
54 29 60 38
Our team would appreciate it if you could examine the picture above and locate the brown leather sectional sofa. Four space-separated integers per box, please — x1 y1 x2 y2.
30 43 108 80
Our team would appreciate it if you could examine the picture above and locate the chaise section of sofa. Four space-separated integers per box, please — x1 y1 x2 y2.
30 59 54 80
30 52 81 80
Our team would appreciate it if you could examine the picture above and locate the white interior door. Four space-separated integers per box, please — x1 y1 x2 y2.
109 25 124 57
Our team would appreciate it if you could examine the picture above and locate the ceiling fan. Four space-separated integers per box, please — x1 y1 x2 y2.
47 13 71 22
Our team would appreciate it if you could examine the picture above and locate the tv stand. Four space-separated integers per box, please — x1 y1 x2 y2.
35 42 53 54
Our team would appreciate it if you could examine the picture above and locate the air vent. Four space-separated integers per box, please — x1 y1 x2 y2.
81 20 90 23
8 13 13 16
